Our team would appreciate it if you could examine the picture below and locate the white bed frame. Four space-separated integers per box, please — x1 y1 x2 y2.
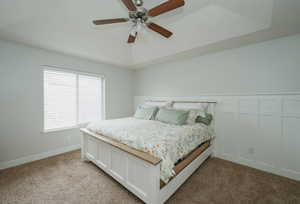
81 101 216 204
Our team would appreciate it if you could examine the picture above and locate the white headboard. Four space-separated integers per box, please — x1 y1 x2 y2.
146 99 217 115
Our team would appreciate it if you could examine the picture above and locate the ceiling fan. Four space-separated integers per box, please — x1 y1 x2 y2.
93 0 185 43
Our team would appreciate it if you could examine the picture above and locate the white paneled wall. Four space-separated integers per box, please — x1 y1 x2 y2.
134 94 300 181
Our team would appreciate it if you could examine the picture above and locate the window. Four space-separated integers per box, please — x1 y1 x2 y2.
44 68 105 132
78 75 103 124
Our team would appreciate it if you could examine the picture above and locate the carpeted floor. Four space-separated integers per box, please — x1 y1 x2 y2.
0 150 300 204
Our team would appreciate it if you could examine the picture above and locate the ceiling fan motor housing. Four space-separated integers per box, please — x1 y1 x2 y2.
129 8 148 23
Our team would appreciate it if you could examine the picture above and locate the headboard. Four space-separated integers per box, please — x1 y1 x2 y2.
145 99 217 124
145 100 217 113
146 100 217 104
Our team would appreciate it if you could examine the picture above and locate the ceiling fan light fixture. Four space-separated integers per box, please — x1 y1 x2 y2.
136 20 143 31
135 0 143 7
130 26 137 36
92 0 185 43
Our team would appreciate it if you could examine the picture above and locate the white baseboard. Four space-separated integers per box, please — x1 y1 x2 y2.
215 153 300 182
1 143 299 182
0 144 81 170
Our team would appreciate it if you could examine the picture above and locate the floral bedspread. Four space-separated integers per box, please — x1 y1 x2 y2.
87 117 213 183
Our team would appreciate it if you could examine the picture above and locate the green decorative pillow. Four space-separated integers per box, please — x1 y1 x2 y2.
134 106 158 120
195 113 213 126
155 108 189 125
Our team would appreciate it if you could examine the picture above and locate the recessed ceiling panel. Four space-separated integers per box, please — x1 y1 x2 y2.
1 0 297 68
131 0 274 64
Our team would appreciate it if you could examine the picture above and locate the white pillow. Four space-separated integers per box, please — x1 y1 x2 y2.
185 109 200 125
172 103 210 125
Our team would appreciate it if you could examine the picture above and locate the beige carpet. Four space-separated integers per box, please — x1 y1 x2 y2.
1 150 300 204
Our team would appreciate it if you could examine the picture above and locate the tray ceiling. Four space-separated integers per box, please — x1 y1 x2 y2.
0 0 299 68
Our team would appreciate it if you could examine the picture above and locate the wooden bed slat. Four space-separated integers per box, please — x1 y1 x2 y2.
174 141 210 174
80 128 162 165
160 141 210 188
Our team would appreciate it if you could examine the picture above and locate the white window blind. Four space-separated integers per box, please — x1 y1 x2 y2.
78 75 102 124
44 69 104 131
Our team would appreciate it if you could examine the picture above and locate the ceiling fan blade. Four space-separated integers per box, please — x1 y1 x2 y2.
128 33 137 43
121 0 137 11
93 18 129 25
148 0 185 17
147 22 173 38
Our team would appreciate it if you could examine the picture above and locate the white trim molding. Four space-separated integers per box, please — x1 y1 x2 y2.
0 144 81 170
135 94 300 182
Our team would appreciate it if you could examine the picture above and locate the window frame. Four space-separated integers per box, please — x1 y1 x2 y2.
42 65 106 133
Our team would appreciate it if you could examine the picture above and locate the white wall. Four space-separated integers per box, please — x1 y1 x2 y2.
135 34 300 96
134 95 300 181
134 34 300 181
0 40 134 167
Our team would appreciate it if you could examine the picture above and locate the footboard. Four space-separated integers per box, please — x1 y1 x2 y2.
81 128 213 204
81 129 161 204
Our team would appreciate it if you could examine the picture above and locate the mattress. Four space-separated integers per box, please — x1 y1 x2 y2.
87 117 214 183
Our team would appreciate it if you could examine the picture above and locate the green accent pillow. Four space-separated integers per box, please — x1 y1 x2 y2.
195 113 213 126
134 106 158 120
155 108 189 125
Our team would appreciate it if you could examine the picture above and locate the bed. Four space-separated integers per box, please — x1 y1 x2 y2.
81 101 216 204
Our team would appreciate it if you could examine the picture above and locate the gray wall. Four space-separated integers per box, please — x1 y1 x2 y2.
0 40 134 163
1 34 300 165
133 34 300 181
134 34 300 96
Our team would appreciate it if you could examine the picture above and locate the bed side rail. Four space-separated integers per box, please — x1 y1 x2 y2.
80 128 161 166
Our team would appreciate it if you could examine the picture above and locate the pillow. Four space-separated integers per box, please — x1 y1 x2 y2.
170 108 199 125
134 106 158 120
186 109 201 125
173 102 208 117
195 113 213 126
155 108 189 125
172 104 206 125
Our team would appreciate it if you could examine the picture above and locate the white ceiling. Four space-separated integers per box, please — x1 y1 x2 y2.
0 0 299 69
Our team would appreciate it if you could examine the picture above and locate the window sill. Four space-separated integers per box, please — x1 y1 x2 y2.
43 126 79 133
43 123 90 133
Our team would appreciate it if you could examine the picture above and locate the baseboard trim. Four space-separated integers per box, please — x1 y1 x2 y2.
0 144 81 170
1 145 299 182
215 153 300 182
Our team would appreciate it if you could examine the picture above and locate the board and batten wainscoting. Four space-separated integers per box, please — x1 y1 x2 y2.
134 93 300 182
